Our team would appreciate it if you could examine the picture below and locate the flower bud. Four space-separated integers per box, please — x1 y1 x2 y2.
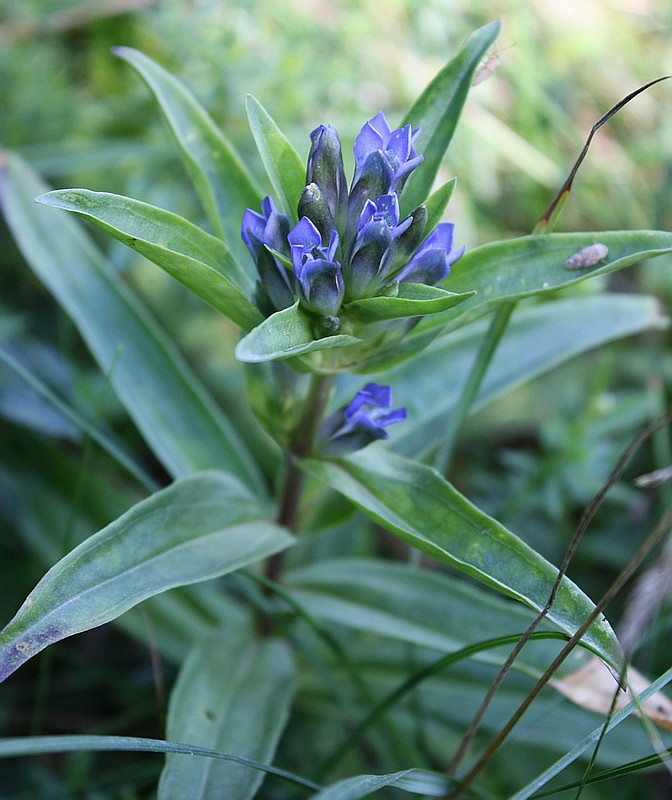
298 183 335 243
306 124 348 230
314 315 341 339
295 259 345 317
346 219 394 299
345 150 394 243
241 197 295 313
254 247 296 314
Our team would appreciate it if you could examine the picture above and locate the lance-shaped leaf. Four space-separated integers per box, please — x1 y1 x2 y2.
420 230 672 335
384 294 667 455
0 472 294 684
113 47 261 263
308 770 450 800
344 284 473 323
0 153 264 492
287 558 583 679
301 449 623 670
235 302 361 363
36 190 261 330
400 20 501 214
246 95 306 220
159 626 295 800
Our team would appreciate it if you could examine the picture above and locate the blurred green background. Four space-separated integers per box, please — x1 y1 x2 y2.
1 1 671 797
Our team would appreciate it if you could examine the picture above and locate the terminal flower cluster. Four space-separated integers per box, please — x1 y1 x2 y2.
242 113 464 325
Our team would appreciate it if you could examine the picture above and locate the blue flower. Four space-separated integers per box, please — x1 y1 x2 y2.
241 196 295 313
317 383 407 457
353 112 423 193
394 223 465 285
288 217 345 316
344 194 413 299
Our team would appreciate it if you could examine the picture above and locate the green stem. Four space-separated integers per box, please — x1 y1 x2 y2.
266 373 335 583
433 304 515 475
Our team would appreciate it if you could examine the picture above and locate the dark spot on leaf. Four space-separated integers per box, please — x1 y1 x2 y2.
204 709 216 721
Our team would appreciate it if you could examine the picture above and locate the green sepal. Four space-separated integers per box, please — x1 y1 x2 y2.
235 302 361 363
344 283 474 323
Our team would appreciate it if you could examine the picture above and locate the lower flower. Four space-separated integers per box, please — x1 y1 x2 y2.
316 383 406 457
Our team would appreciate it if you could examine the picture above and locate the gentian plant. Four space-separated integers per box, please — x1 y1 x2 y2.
2 20 672 799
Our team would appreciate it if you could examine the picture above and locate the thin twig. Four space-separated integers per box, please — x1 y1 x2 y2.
449 503 672 798
535 76 671 232
448 408 672 777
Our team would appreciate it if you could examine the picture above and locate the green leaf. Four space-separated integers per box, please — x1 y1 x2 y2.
400 20 501 214
0 345 158 492
308 771 411 800
424 178 457 234
308 770 448 799
0 472 294 684
159 626 295 800
0 153 264 492
36 189 261 330
112 47 261 260
0 735 321 792
245 95 306 220
235 302 361 363
386 294 667 456
301 449 623 669
508 665 672 800
344 283 473 323
287 558 582 679
421 230 672 334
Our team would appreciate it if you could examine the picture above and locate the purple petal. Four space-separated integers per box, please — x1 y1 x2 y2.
241 208 265 251
426 222 455 251
386 124 413 161
354 121 384 164
288 216 322 249
368 112 392 137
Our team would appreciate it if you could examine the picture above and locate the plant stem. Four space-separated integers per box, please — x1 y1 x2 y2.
433 304 514 475
266 373 335 583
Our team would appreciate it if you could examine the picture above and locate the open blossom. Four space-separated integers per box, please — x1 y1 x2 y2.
353 112 423 193
242 111 464 321
287 218 344 316
395 223 465 285
317 383 407 457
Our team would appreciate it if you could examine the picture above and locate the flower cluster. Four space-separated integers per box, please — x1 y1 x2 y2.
317 383 406 457
242 113 464 326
